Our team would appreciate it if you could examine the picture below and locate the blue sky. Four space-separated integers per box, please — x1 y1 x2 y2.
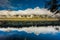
0 0 49 10
0 0 60 10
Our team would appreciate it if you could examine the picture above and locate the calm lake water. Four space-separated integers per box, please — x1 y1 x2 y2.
0 26 60 40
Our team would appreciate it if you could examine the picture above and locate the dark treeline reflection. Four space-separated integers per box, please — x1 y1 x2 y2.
0 21 60 27
0 31 60 40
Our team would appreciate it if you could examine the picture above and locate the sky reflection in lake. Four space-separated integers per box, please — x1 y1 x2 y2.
0 27 60 40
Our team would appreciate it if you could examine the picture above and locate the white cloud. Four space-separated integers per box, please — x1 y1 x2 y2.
0 0 8 6
0 0 15 9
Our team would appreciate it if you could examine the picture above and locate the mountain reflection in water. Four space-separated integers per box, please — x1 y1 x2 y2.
0 26 60 40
